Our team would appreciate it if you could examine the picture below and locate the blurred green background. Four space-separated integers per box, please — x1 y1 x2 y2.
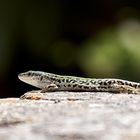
0 0 140 97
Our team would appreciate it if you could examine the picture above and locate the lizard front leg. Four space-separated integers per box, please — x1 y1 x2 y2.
41 83 59 93
20 84 59 100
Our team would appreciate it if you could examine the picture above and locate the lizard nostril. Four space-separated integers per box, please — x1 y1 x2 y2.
18 72 25 77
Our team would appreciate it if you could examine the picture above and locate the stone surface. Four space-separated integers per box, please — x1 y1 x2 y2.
0 91 140 140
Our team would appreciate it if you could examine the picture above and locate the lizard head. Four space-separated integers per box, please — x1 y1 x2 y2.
18 70 53 89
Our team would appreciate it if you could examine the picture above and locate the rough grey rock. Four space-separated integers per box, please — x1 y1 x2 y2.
0 91 140 140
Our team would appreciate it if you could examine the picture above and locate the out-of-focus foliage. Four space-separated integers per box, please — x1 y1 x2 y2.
78 19 140 80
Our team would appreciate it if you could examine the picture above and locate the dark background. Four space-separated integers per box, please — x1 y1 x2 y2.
0 0 140 97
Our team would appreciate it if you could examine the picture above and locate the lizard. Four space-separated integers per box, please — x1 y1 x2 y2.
18 70 140 94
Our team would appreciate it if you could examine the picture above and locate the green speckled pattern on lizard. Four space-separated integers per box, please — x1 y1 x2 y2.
18 70 140 94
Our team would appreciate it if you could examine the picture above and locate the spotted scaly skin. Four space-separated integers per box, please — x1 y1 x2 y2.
18 70 140 94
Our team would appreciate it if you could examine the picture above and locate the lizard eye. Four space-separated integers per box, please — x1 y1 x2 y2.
28 72 33 76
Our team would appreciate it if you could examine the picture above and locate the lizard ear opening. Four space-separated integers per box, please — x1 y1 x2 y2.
40 76 43 81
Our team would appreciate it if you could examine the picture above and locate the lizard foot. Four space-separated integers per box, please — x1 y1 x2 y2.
20 92 42 100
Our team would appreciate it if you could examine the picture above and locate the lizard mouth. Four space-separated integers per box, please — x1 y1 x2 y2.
18 73 31 84
18 74 41 88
